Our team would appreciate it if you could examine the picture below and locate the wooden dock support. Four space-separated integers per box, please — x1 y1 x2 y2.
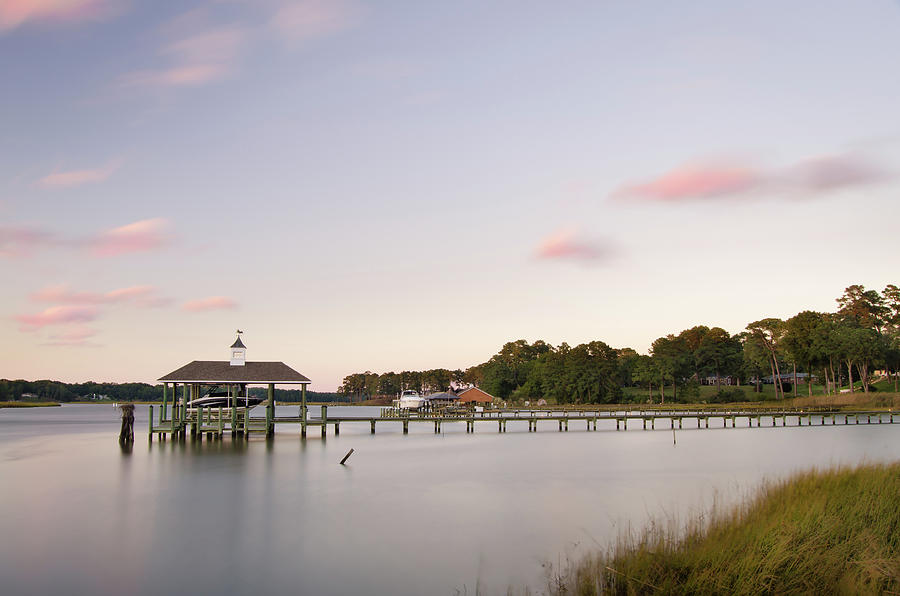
370 420 376 434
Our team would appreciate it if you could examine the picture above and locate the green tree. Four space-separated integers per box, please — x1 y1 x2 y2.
782 311 824 397
651 334 691 403
746 318 786 399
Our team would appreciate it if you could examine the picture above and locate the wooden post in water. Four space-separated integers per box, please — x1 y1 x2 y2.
148 404 154 440
119 403 135 444
370 420 376 434
321 405 328 438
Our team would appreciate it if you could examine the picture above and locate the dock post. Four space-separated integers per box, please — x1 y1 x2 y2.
652 418 655 430
678 418 682 429
623 418 627 430
266 383 275 438
560 420 564 432
499 420 503 433
403 420 409 434
643 418 647 430
148 405 154 440
371 420 376 434
564 419 568 431
301 384 308 438
670 418 674 430
161 384 167 425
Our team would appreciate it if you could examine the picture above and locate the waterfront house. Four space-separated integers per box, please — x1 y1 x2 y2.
457 386 495 406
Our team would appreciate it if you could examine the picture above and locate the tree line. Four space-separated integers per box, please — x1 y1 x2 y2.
0 379 341 403
339 284 900 404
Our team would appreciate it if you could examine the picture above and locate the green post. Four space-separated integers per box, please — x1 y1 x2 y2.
149 405 154 436
301 384 307 437
231 385 238 434
161 383 167 423
267 383 275 437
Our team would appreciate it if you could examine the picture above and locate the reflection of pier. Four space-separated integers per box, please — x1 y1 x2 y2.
150 404 898 440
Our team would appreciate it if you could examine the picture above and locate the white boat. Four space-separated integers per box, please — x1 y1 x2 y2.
397 389 425 410
188 388 263 409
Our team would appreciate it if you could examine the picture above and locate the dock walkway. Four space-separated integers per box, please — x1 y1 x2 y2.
148 404 898 441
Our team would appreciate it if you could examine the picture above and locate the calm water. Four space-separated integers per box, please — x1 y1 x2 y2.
2 404 900 595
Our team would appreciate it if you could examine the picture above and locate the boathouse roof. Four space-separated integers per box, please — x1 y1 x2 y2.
230 336 246 349
159 361 310 384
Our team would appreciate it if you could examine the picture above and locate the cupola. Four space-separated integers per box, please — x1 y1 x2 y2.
230 332 246 366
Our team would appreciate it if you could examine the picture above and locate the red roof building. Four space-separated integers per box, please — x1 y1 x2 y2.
456 386 495 405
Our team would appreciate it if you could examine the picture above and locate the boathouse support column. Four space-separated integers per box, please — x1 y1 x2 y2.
161 383 167 423
301 384 307 438
266 383 275 438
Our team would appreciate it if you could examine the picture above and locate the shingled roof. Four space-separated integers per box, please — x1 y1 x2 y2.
230 336 246 349
159 361 310 383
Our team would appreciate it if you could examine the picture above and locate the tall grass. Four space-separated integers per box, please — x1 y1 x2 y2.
0 401 60 408
549 463 900 595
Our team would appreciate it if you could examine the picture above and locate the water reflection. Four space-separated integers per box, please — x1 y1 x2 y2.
2 404 900 596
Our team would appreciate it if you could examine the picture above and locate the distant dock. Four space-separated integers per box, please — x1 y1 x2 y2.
149 404 898 441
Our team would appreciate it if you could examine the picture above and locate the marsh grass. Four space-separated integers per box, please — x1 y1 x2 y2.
0 401 60 408
548 463 900 595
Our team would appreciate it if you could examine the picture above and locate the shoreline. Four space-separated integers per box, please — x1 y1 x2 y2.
547 461 900 594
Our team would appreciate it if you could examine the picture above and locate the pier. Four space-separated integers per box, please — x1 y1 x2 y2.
149 403 898 441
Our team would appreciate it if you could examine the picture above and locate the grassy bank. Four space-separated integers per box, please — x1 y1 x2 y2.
549 463 900 595
0 401 60 408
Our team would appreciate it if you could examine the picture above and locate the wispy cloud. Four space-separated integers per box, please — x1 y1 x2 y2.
90 217 171 256
37 159 121 189
16 305 100 331
0 0 123 32
614 152 889 203
120 23 248 88
0 225 57 257
183 296 238 312
31 283 170 307
44 325 98 347
536 228 610 262
271 0 358 45
615 164 761 201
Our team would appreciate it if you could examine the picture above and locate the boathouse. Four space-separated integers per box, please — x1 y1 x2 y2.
457 386 495 406
151 333 311 439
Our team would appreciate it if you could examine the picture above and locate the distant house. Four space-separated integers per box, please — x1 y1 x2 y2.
457 387 495 406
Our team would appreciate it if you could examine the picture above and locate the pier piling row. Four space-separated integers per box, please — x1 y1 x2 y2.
149 404 899 441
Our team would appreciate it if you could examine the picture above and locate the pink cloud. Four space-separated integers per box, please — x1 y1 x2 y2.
16 305 100 331
536 229 609 262
182 296 238 312
614 152 890 203
0 225 56 257
90 218 171 257
37 160 120 189
0 0 122 31
616 165 761 201
31 283 169 307
271 0 358 44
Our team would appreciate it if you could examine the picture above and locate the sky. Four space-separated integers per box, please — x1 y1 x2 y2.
2 0 900 391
